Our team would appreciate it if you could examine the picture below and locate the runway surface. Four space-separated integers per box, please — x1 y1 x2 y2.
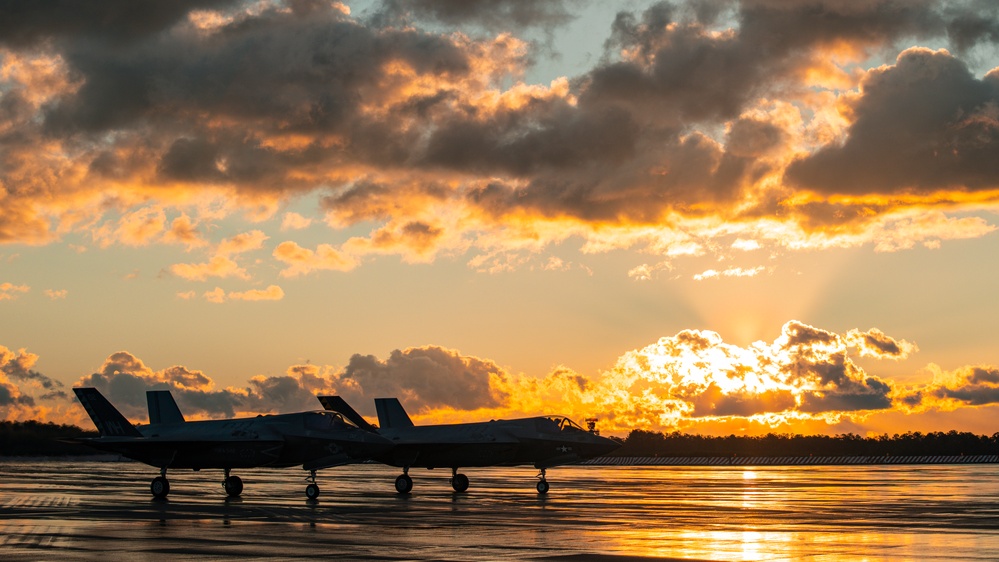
2 460 998 560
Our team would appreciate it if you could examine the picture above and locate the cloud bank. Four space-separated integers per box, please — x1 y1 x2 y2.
2 0 998 281
3 320 996 435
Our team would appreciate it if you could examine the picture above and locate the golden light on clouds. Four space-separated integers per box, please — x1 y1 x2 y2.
7 320 996 438
2 1 999 436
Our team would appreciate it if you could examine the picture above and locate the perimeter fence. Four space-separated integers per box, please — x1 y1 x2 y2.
583 454 999 466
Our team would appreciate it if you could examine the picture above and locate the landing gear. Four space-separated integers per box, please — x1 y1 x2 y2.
151 469 170 499
395 468 413 494
536 468 549 495
222 468 243 497
305 470 320 500
450 469 469 492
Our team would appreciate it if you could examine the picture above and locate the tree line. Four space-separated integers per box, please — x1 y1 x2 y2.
0 420 97 457
2 420 998 458
609 429 999 457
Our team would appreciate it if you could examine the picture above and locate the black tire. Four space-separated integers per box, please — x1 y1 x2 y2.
151 476 170 499
451 473 469 492
224 475 243 497
395 474 413 494
536 480 550 495
305 483 320 500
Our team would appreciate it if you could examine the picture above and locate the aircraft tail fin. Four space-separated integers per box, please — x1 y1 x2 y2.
147 390 185 424
374 398 414 429
73 387 142 437
317 395 377 432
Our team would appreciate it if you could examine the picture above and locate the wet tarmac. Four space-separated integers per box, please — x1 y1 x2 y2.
2 460 998 560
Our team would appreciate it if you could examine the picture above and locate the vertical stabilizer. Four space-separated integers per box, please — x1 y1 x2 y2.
73 387 142 437
317 395 377 432
147 390 185 424
374 398 414 429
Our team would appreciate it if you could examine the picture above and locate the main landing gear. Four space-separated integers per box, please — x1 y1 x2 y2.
450 468 469 492
395 467 413 494
151 467 170 499
536 468 549 495
222 468 243 497
305 469 321 500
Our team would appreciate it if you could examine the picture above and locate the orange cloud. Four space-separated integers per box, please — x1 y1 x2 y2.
216 230 268 256
228 285 284 302
91 207 167 248
896 364 999 413
0 345 66 422
162 214 207 249
273 241 358 276
280 212 312 231
43 289 68 300
169 230 268 281
199 285 284 303
171 255 247 281
0 282 30 301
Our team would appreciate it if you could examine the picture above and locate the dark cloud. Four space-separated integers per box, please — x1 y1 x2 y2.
335 346 508 415
0 0 239 48
786 48 999 195
945 1 999 52
420 103 640 176
41 4 469 140
371 0 579 32
1 352 64 392
773 321 897 412
466 130 749 223
782 321 838 348
898 366 999 410
76 351 243 420
3 0 999 257
800 376 893 412
0 381 35 407
850 328 916 359
935 384 999 406
725 117 786 158
967 367 999 384
451 0 993 225
69 346 511 423
321 180 450 226
238 374 318 414
587 0 948 123
0 346 67 403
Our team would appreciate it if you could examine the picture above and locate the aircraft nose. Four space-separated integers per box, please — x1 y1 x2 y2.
594 435 621 456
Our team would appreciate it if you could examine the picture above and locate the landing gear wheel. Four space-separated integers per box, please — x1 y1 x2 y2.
536 480 550 495
395 474 413 494
451 473 469 492
151 476 170 498
305 483 320 500
223 475 243 497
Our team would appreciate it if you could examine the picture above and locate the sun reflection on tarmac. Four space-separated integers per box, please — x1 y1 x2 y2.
1 461 998 560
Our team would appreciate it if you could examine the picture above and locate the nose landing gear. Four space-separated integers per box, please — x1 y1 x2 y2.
222 468 243 497
151 467 170 499
305 469 320 500
395 467 413 494
536 468 549 495
450 468 469 492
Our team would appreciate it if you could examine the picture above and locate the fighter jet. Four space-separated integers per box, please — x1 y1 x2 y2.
318 396 620 495
72 387 392 500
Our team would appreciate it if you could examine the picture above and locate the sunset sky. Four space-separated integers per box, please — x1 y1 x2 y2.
2 0 999 438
